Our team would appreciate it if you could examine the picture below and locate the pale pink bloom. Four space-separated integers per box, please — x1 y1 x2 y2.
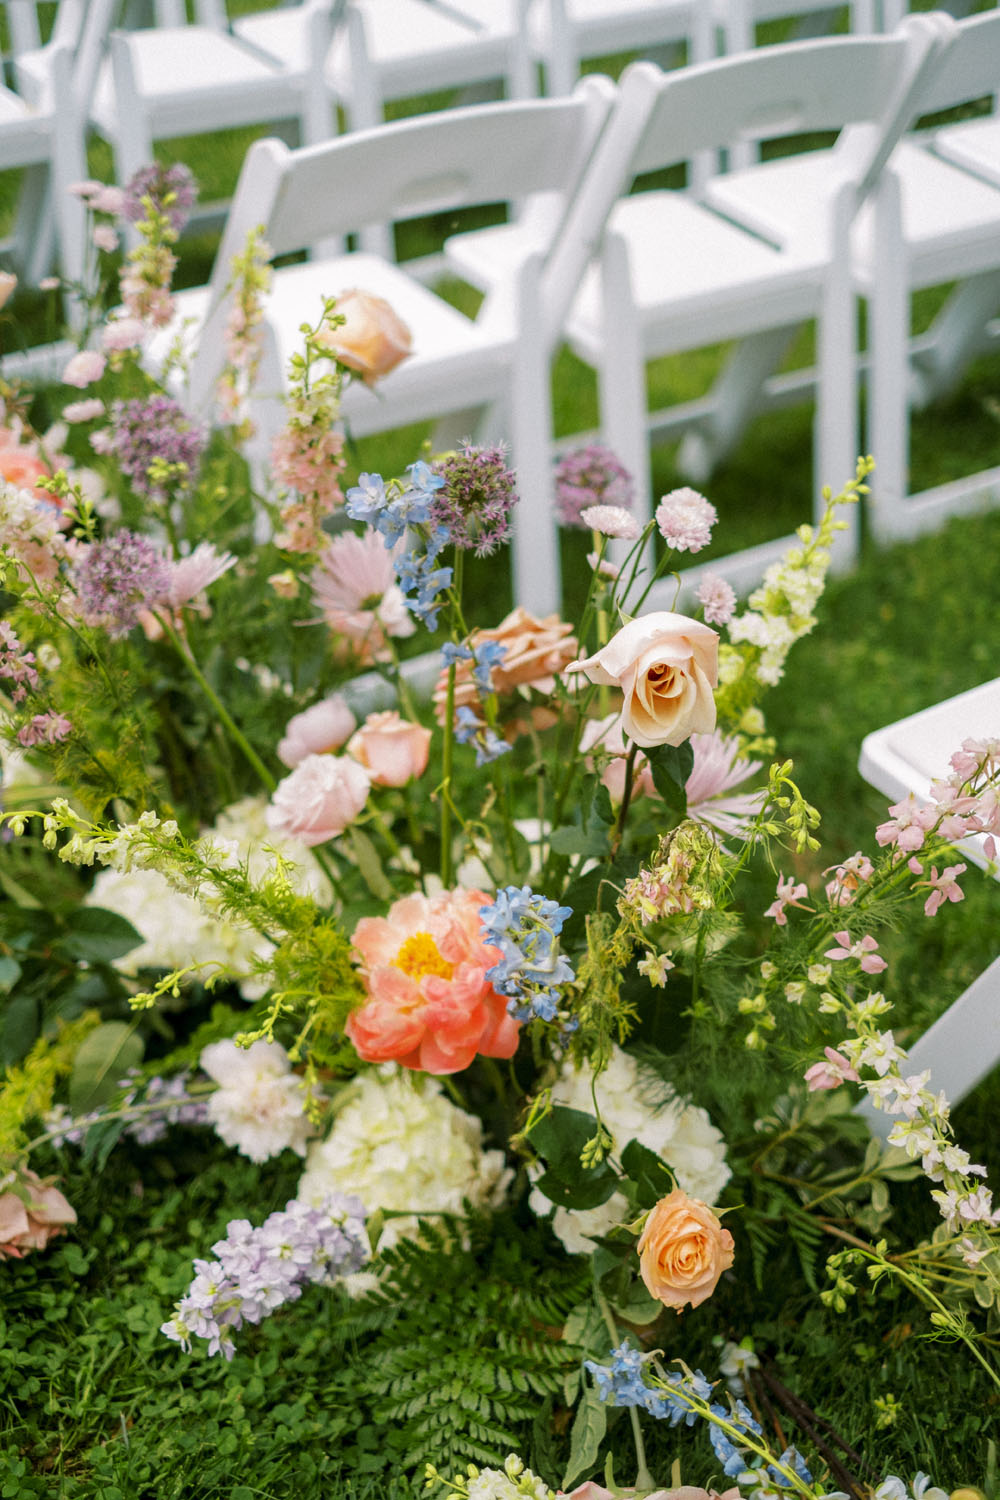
101 317 146 351
165 542 237 609
0 271 16 309
580 504 639 539
0 1169 76 1258
888 1071 932 1120
586 551 622 579
685 730 762 843
120 264 175 329
92 224 119 253
16 712 73 747
68 180 104 200
63 398 105 423
950 735 1000 780
824 851 874 907
765 874 810 926
266 753 370 846
825 929 887 973
345 888 520 1074
62 350 106 388
804 1046 860 1092
310 528 415 661
277 695 357 768
90 184 126 216
89 428 114 455
875 793 937 852
655 487 717 553
347 710 432 787
858 1029 904 1076
38 276 60 292
271 423 344 505
695 571 736 625
907 855 923 874
920 862 966 917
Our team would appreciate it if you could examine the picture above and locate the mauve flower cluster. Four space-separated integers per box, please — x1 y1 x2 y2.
553 443 633 528
122 161 197 234
108 396 205 497
430 442 518 557
161 1192 368 1359
16 712 73 747
122 1069 211 1145
71 529 171 637
0 620 39 702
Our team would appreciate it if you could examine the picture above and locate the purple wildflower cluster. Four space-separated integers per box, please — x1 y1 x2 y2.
122 162 197 234
553 443 633 529
430 442 518 557
161 1193 368 1360
587 1343 811 1489
109 395 205 497
71 528 170 637
0 620 39 702
44 1069 209 1149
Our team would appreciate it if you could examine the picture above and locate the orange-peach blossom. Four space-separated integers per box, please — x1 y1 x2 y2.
345 888 521 1074
0 1169 76 1259
314 289 412 385
637 1187 734 1312
433 607 578 725
347 710 431 787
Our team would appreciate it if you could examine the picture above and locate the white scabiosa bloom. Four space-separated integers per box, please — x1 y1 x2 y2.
529 1044 730 1255
200 1039 312 1164
297 1068 511 1248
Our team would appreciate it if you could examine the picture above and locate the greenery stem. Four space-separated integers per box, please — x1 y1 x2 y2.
611 741 640 856
595 1289 654 1492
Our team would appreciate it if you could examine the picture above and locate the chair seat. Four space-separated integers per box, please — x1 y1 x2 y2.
704 139 1000 292
529 0 695 54
0 84 54 166
90 28 302 138
933 115 1000 191
564 190 825 361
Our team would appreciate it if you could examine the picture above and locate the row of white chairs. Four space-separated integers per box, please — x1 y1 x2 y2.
142 8 1000 616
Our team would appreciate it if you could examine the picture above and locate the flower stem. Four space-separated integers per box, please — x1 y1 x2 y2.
595 1289 654 1492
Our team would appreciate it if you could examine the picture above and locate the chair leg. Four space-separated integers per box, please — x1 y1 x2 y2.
910 270 1000 409
14 165 55 284
815 182 860 567
596 232 652 578
676 325 799 485
509 264 560 615
865 169 910 542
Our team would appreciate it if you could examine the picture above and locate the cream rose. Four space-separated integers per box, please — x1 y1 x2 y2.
314 289 412 385
568 612 718 748
637 1188 734 1311
277 695 357 768
266 753 370 846
347 710 431 787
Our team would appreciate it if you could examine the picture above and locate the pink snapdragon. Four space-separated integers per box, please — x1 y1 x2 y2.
764 873 810 926
825 929 887 974
919 862 966 917
804 1046 860 1092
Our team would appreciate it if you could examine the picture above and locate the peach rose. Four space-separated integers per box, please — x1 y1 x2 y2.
277 695 357 768
433 607 578 724
637 1188 734 1312
347 710 431 787
567 612 717 749
314 289 412 385
0 1169 76 1259
266 753 370 846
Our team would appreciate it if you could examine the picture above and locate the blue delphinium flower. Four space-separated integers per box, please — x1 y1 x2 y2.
480 885 577 1030
472 639 507 695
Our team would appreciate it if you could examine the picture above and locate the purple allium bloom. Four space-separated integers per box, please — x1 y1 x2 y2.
430 442 518 557
109 395 205 497
122 162 198 234
554 443 633 529
72 529 171 638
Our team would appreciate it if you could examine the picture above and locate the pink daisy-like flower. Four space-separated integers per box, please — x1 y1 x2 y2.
165 542 237 610
580 504 640 540
695 571 736 625
825 929 887 974
685 730 762 844
804 1047 860 1092
310 528 415 661
655 487 717 553
345 889 521 1075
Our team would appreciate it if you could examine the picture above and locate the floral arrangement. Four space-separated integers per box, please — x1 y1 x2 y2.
1 165 999 1497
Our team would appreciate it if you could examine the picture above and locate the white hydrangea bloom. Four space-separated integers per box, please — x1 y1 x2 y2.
200 1038 312 1163
297 1068 511 1248
85 795 331 998
529 1045 730 1255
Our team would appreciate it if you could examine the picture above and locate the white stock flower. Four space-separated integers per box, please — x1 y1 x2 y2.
297 1068 511 1248
200 1039 312 1163
528 1045 730 1254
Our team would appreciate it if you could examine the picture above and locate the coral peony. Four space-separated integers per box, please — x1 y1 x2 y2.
0 1169 76 1258
346 888 521 1074
433 607 578 723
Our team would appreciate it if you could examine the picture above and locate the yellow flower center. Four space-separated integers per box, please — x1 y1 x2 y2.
393 931 454 982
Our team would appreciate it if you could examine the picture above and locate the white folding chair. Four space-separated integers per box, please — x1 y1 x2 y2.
857 678 1000 1140
703 8 1000 547
0 0 89 287
716 0 879 57
75 0 336 209
518 0 713 97
163 79 616 614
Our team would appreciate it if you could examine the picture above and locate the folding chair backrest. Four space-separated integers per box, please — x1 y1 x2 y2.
899 7 1000 116
721 0 878 50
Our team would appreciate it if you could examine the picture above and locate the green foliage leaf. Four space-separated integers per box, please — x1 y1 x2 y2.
528 1106 619 1210
561 1385 607 1491
1 991 39 1067
609 1278 662 1325
347 827 393 901
69 1021 144 1115
620 1138 675 1210
645 741 694 817
52 907 142 964
548 824 611 858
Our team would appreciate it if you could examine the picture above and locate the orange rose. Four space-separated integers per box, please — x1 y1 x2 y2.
314 289 412 385
433 607 578 725
637 1188 734 1312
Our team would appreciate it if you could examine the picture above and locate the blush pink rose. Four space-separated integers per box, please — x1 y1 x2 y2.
345 888 521 1074
567 612 718 749
266 753 370 846
314 288 412 385
277 695 357 768
637 1188 734 1312
347 710 432 787
61 350 107 388
0 1169 76 1259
